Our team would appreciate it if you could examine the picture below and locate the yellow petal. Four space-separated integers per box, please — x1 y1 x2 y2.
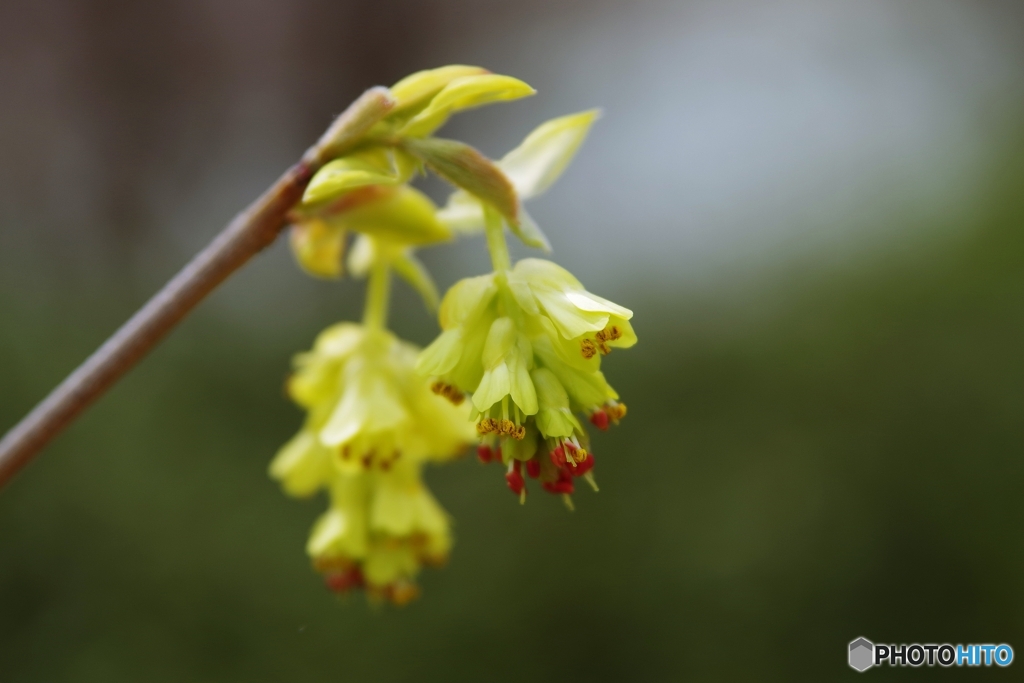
472 362 510 412
416 328 464 377
269 430 333 498
289 220 345 279
438 274 497 329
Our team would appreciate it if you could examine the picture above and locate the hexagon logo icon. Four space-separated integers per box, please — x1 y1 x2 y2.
849 637 874 672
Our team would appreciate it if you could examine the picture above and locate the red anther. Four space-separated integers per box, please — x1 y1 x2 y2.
544 466 574 494
526 458 541 478
324 568 363 593
572 453 595 476
543 478 574 495
477 444 493 463
505 469 525 495
550 446 566 467
589 410 610 431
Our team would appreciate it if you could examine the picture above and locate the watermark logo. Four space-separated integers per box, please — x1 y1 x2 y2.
848 637 1014 671
849 638 874 672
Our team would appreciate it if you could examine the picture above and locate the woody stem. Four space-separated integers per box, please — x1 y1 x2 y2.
0 87 397 490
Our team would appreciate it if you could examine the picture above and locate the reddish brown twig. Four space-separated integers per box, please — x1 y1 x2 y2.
0 86 396 489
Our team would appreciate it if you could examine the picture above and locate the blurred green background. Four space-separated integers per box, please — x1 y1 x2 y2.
3 0 1024 680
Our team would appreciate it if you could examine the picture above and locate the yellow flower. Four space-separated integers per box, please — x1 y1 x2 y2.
416 106 634 506
306 459 452 605
417 258 633 505
271 322 475 490
418 259 634 413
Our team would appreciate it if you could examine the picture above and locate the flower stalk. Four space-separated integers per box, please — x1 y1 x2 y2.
362 259 391 330
484 205 512 273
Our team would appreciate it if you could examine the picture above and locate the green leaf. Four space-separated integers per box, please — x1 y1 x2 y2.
499 109 600 199
403 137 519 226
399 74 535 138
302 151 398 205
389 65 490 115
334 185 452 245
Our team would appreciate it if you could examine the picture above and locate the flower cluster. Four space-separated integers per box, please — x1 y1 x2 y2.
418 259 634 506
271 65 636 604
417 108 636 508
304 460 453 606
270 322 474 603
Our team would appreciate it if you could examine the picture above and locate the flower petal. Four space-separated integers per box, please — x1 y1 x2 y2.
438 274 497 329
564 290 633 319
533 286 609 339
508 336 538 415
269 430 333 497
289 220 346 279
416 328 464 377
482 317 517 368
472 362 510 412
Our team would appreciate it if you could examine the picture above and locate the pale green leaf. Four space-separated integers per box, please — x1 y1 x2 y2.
333 185 452 245
400 74 535 138
389 65 490 115
302 153 398 205
499 109 600 199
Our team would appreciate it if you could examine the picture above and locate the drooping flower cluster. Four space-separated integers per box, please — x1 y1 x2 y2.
418 259 635 506
270 322 474 603
414 102 637 508
271 64 636 604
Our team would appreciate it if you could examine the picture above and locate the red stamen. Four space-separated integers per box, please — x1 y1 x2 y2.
550 446 566 467
589 410 610 431
477 444 493 463
543 478 574 495
572 453 595 476
505 469 525 495
526 458 540 478
324 567 364 593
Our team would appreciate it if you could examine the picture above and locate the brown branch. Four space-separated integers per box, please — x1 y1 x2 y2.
0 86 396 489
